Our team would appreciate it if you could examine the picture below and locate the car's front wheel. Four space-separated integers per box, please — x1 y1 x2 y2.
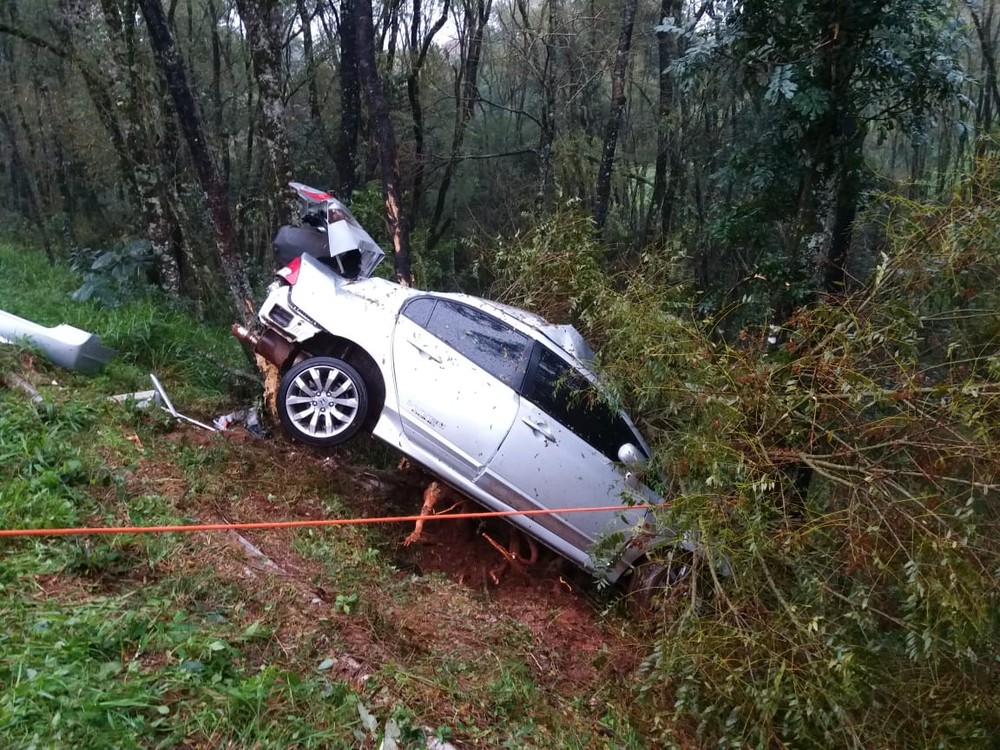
277 356 369 447
626 548 696 612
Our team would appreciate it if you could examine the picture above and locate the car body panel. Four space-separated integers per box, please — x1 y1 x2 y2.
391 313 520 479
486 397 647 545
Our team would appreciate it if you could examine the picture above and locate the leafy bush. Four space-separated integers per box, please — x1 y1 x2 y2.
489 166 1000 748
70 238 156 307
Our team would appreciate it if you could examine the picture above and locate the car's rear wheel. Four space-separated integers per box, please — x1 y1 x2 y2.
277 356 369 447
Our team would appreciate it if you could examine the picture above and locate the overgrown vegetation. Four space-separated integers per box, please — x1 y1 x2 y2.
3 0 1000 741
491 159 1000 747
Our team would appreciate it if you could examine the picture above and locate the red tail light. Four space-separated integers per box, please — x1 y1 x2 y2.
277 255 302 285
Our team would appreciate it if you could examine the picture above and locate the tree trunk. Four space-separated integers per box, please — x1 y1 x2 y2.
0 109 54 264
235 0 296 224
206 0 231 186
644 0 681 242
969 4 1000 139
137 0 255 324
407 0 451 224
592 0 637 233
295 0 336 163
535 0 559 205
355 0 411 285
428 0 493 248
335 0 361 199
98 0 183 296
823 121 866 294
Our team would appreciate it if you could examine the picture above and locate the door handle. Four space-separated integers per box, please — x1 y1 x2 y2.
521 417 554 442
408 339 442 363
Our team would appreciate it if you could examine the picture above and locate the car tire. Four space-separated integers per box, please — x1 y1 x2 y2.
626 549 695 612
277 356 369 447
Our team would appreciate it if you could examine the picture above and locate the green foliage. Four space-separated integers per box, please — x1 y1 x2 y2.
0 390 98 533
0 581 360 748
665 0 971 321
491 159 1000 748
487 202 614 329
70 238 155 307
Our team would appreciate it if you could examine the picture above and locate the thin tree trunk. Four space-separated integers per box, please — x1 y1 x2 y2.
428 0 493 248
968 3 1000 138
206 0 231 186
336 0 361 198
592 0 637 232
536 0 559 205
296 0 336 162
407 0 451 224
0 109 55 264
823 123 866 294
236 0 296 224
643 0 679 242
137 0 255 324
99 0 183 296
355 0 411 285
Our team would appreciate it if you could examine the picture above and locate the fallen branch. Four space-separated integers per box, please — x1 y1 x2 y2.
3 372 43 404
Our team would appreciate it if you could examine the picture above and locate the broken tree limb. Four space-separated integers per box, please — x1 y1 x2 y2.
2 372 43 403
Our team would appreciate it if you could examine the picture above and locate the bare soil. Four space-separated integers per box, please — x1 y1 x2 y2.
97 424 646 713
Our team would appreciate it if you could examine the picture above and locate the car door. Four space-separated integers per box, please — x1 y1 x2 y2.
391 297 531 479
480 343 652 557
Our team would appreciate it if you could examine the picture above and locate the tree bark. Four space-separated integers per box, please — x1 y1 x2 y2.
98 0 183 296
644 0 681 242
968 3 1000 138
0 109 54 263
335 0 361 199
235 0 296 224
823 120 866 294
406 0 451 224
295 0 336 163
137 0 255 324
535 0 559 206
592 0 637 233
355 0 411 285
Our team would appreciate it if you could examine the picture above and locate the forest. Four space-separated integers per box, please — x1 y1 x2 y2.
1 0 999 747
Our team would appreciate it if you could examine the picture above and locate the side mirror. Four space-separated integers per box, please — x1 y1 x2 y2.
618 443 647 468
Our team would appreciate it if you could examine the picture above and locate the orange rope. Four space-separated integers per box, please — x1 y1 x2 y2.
0 503 653 538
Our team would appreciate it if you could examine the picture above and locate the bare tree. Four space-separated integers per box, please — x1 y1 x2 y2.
592 0 637 232
427 0 493 249
355 0 412 285
407 0 452 223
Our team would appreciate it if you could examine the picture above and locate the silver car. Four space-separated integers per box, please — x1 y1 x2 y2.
235 183 660 581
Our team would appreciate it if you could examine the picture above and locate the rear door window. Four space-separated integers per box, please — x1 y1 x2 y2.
420 300 531 389
401 296 436 327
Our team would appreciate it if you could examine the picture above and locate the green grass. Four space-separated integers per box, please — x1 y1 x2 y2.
0 242 247 397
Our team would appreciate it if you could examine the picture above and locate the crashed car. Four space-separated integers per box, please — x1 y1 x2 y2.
234 183 662 581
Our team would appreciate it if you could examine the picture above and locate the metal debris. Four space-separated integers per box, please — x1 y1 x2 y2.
107 389 158 409
149 373 218 432
213 408 263 435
